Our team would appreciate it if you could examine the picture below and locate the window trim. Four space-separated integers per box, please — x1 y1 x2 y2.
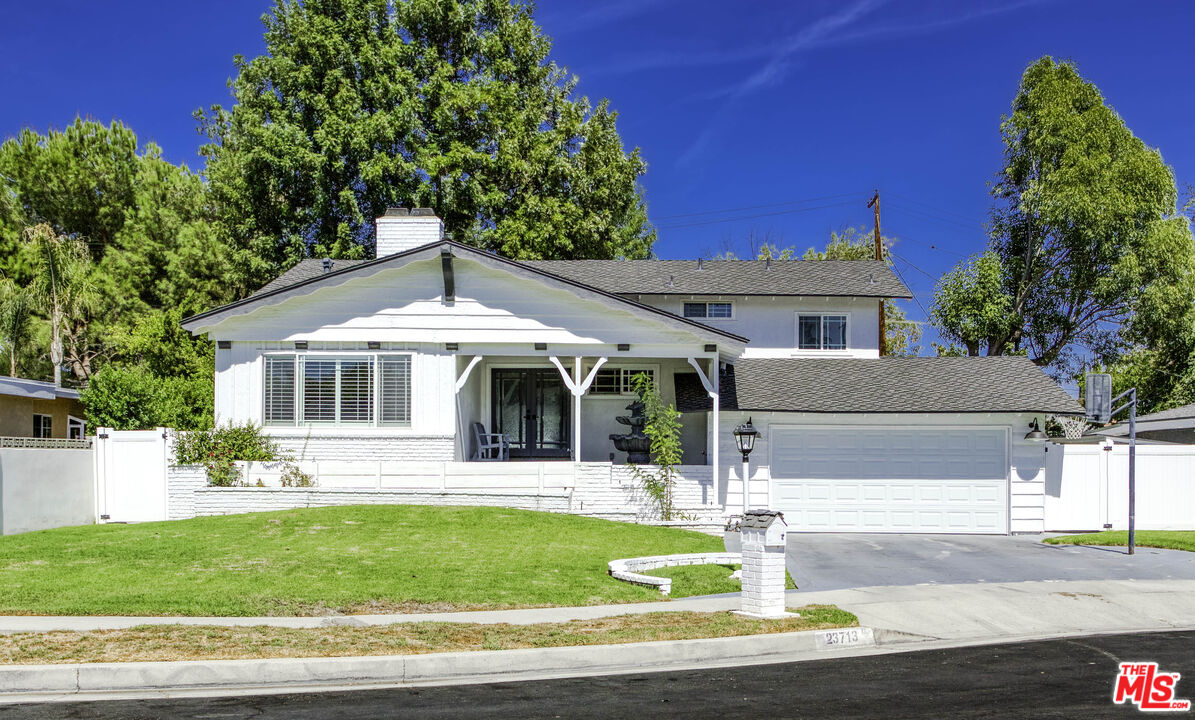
584 364 661 396
682 301 734 320
262 351 415 429
33 413 52 439
67 415 86 440
795 312 851 351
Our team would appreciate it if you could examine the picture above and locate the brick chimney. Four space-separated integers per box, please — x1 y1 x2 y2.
375 207 443 258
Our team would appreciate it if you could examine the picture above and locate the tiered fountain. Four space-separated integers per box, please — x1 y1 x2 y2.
610 400 652 464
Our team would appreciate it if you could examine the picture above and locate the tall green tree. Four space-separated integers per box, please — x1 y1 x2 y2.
935 57 1195 376
24 224 93 386
930 251 1014 356
199 0 655 287
0 279 33 377
0 118 234 384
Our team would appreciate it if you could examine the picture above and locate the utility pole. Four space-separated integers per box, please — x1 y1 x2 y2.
868 190 886 356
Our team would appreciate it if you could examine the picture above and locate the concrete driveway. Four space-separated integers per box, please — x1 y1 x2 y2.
786 533 1195 592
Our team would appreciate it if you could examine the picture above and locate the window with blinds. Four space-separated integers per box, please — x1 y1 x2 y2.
264 356 296 424
263 353 411 427
379 355 412 426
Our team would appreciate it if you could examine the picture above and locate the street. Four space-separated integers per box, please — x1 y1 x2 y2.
2 630 1191 719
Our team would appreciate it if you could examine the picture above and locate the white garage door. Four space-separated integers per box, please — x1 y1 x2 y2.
769 426 1008 534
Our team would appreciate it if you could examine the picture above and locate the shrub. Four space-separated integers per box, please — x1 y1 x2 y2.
174 422 280 486
82 365 213 431
629 371 684 521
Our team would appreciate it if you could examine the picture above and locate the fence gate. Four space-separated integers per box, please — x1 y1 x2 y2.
93 428 169 523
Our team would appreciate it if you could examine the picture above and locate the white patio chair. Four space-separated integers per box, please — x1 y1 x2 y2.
471 422 509 461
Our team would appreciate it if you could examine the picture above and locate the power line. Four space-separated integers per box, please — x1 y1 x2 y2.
655 200 858 230
888 250 939 283
887 260 931 319
653 192 866 221
885 201 983 233
887 192 985 224
891 234 969 259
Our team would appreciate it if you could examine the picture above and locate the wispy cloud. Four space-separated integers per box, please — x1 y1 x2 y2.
675 0 1049 166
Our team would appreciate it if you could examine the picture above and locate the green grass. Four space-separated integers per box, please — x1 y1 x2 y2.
645 564 797 598
1045 530 1195 552
0 606 858 665
0 506 725 616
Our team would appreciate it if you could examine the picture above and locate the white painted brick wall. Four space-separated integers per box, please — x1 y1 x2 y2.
166 465 208 520
193 487 571 516
375 213 442 257
165 460 725 534
269 435 454 462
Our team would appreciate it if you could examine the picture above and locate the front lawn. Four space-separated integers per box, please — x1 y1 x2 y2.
0 607 857 665
646 564 798 598
0 506 723 616
1045 531 1195 553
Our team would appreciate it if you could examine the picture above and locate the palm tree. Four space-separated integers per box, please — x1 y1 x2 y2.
0 278 32 377
24 224 92 386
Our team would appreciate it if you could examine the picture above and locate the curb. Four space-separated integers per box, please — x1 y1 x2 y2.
0 627 872 700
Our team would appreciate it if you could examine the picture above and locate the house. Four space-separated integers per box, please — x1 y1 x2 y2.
181 208 1080 534
1094 402 1195 445
0 376 87 441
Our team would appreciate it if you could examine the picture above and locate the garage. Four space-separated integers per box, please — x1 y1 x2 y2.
768 426 1009 534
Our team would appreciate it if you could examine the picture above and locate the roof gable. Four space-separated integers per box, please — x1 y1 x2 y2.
182 241 747 346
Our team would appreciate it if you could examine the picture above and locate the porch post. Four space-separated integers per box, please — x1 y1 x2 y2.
573 357 582 462
549 355 607 463
687 357 720 509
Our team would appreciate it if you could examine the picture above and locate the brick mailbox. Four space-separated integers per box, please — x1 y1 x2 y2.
737 509 794 619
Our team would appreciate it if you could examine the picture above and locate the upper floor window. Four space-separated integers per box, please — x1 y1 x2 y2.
264 353 412 427
588 367 656 395
798 314 848 350
33 414 52 438
683 302 733 319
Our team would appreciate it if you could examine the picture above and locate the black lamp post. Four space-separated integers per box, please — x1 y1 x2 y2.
733 418 759 510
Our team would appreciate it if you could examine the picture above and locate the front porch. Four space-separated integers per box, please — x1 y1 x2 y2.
452 353 722 470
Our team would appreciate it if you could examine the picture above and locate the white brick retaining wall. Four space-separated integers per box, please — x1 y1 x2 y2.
167 461 724 533
267 434 454 462
608 552 741 595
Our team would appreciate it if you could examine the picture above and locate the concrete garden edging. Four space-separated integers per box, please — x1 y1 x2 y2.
608 552 741 595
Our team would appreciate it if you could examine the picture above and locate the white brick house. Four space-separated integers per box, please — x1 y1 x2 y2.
181 208 1079 534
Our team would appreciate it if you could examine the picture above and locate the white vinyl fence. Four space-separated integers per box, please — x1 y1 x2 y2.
93 428 169 523
1045 442 1195 532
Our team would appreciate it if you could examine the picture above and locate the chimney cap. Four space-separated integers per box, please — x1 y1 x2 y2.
411 207 437 217
383 207 410 217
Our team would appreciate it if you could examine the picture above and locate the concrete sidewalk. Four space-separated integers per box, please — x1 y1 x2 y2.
1 579 1194 639
2 579 1195 703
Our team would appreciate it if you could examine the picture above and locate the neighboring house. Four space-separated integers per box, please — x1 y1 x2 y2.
0 376 87 441
1095 402 1195 445
181 208 1079 534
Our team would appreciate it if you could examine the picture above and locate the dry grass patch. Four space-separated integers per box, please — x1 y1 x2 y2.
0 606 856 665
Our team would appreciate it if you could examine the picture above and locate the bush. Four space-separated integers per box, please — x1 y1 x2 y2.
81 365 213 431
174 422 280 486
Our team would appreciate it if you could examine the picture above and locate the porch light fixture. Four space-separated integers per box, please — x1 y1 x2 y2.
617 343 631 352
534 342 547 351
704 344 717 353
294 341 308 350
445 342 459 352
217 340 231 349
367 341 381 350
1024 418 1047 442
733 418 760 511
733 418 759 460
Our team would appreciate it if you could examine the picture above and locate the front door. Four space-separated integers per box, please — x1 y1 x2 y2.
491 368 571 458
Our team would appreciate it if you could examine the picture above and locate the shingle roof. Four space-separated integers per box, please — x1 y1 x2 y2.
1136 402 1195 423
250 257 912 300
720 356 1081 414
674 372 713 413
251 259 370 297
524 259 911 298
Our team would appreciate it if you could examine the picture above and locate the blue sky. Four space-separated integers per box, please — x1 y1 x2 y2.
2 0 1193 344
